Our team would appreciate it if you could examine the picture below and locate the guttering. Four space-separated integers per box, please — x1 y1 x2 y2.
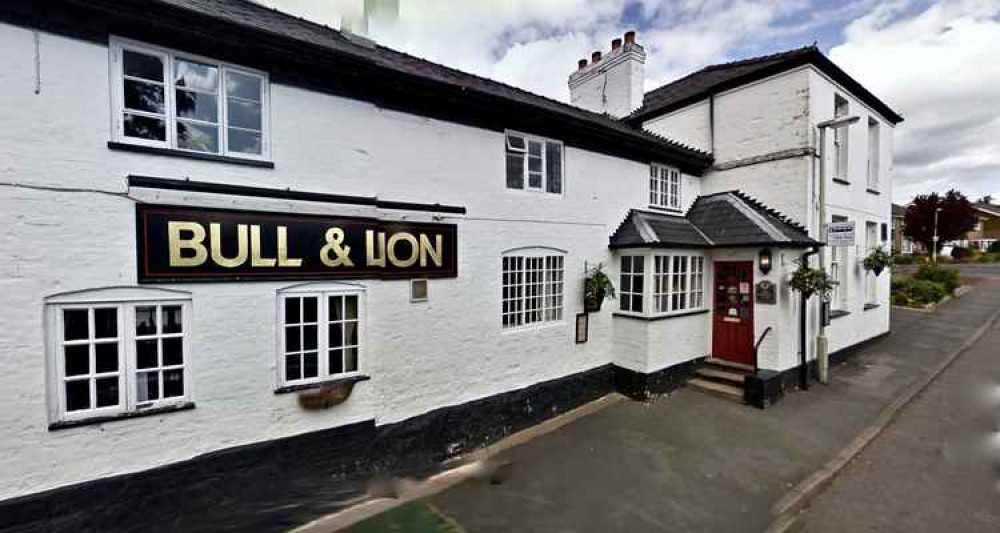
127 175 467 215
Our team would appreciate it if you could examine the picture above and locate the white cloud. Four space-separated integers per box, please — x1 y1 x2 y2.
829 0 1000 202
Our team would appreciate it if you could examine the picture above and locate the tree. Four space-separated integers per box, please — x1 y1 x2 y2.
902 190 976 253
976 195 993 205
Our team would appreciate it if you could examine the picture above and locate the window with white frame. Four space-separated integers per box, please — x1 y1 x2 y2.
831 215 849 310
279 289 363 387
47 294 192 423
653 254 705 314
505 131 563 194
649 164 682 210
502 252 564 329
833 94 849 181
619 255 645 313
867 118 880 191
865 221 878 304
111 38 268 159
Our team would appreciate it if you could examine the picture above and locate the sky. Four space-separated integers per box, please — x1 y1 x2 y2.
259 0 1000 204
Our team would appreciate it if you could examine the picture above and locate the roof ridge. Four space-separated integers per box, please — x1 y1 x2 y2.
700 44 817 72
183 1 711 161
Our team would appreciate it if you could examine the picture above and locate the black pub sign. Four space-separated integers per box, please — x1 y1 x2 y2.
137 205 458 282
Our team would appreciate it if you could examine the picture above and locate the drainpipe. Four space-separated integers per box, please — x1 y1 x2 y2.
799 247 819 390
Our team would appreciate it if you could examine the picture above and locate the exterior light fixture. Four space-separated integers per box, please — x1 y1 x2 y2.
759 248 773 274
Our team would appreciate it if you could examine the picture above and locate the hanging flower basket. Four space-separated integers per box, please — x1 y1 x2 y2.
862 246 893 276
789 261 835 300
584 263 616 312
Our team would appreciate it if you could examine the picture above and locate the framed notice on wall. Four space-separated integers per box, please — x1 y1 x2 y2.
575 313 589 344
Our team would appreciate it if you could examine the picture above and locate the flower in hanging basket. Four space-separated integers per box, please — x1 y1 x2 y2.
789 260 835 300
584 263 616 312
862 246 893 276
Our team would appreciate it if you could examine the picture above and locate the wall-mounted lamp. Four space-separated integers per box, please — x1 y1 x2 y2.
759 248 773 274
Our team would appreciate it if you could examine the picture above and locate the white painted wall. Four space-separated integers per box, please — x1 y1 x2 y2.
806 68 894 354
0 24 704 500
642 100 711 153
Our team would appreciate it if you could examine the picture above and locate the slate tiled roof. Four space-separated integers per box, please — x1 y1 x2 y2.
143 0 711 167
627 45 904 125
892 203 908 217
609 210 710 249
610 191 820 249
973 203 1000 217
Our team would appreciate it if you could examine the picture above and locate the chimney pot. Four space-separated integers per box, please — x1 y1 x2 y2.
624 30 636 44
591 51 602 63
577 58 588 70
611 38 622 51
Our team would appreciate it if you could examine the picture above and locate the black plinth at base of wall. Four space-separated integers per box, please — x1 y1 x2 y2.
744 370 783 408
0 365 616 533
614 358 703 401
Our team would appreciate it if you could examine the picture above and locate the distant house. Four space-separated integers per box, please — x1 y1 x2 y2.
892 203 917 254
956 202 1000 251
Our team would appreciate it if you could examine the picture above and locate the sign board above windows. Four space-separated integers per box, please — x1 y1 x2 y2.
136 205 457 282
827 220 856 246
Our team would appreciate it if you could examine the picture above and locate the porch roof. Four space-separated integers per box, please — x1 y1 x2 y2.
609 191 821 250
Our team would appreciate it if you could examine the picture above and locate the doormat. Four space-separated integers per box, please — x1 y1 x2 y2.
344 501 463 533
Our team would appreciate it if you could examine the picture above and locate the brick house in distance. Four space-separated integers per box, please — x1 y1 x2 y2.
957 202 1000 251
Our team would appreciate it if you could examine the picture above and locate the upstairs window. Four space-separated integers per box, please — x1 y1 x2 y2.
833 95 850 181
650 164 682 210
505 131 563 194
867 118 880 191
111 38 268 160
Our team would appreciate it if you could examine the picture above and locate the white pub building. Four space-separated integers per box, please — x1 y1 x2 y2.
0 0 902 529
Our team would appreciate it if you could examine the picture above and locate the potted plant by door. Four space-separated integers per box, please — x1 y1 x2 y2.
584 263 616 312
862 246 893 276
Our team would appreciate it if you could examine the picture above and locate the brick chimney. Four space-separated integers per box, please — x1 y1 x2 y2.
568 30 646 118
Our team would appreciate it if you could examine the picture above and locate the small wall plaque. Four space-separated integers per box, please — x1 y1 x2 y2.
756 280 776 305
575 313 589 344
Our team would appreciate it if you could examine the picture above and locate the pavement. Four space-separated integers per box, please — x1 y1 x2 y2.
795 300 1000 532
416 280 1000 533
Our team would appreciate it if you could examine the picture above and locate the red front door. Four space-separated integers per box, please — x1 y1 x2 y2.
712 261 755 366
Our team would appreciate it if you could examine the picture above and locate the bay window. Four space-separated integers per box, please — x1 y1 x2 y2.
652 254 705 314
111 37 268 159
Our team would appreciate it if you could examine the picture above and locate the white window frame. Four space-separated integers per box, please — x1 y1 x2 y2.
277 284 366 388
502 248 565 330
649 164 682 210
618 254 645 315
830 215 849 310
44 288 193 425
865 221 878 304
652 253 706 315
109 36 270 161
833 94 850 181
867 118 880 191
504 130 564 195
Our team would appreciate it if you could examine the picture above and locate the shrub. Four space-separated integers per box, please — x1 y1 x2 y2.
989 241 1000 253
913 264 960 293
950 246 970 261
908 280 948 304
890 276 949 307
980 252 1000 263
892 254 916 265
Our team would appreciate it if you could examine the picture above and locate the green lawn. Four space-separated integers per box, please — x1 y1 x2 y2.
344 501 462 533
